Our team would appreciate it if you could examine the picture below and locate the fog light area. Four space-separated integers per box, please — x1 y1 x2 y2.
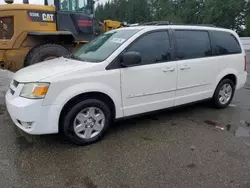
17 119 34 129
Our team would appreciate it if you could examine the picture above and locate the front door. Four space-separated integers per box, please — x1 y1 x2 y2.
120 31 177 116
173 29 219 106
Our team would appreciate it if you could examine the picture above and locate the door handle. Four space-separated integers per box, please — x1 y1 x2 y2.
163 67 175 72
180 65 190 70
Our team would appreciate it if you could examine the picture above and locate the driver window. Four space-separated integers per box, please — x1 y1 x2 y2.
126 31 172 65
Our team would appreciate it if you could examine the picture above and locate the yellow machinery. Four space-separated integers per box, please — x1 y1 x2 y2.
0 0 124 72
102 20 126 32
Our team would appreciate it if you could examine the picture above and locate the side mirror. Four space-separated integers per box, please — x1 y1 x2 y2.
121 51 142 67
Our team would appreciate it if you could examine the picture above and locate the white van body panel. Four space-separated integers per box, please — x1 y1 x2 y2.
5 25 247 135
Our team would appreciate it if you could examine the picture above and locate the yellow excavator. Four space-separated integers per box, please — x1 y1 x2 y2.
0 0 125 72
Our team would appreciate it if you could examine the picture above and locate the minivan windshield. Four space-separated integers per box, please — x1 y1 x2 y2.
73 29 140 62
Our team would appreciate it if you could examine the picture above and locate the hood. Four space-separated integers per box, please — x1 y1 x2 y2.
14 57 94 82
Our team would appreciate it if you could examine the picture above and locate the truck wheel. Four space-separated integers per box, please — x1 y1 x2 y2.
61 99 112 146
24 44 71 67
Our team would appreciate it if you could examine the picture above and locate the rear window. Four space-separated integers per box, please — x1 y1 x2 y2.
175 30 212 60
212 30 242 55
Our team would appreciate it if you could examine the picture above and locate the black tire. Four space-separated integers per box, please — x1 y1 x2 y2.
213 79 235 109
24 44 71 67
61 99 112 146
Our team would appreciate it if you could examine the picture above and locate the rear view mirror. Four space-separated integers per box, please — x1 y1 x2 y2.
121 51 141 67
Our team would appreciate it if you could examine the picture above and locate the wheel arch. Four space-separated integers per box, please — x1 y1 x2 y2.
216 72 237 90
213 71 238 97
219 74 237 86
59 91 117 132
215 68 238 90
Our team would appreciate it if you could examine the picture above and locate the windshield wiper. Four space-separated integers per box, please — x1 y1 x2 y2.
66 54 85 61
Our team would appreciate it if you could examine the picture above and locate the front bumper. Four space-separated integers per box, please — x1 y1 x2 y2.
5 88 61 135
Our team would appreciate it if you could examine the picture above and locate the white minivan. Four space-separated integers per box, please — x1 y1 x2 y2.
5 25 247 145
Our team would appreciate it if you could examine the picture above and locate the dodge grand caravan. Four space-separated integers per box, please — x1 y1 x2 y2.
5 25 247 145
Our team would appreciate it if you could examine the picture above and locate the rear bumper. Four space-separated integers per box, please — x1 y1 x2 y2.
236 72 248 90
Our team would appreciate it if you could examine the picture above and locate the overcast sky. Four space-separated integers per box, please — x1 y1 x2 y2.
0 0 108 5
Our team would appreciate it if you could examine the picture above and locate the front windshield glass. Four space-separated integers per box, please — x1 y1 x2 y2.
60 0 92 14
74 29 140 62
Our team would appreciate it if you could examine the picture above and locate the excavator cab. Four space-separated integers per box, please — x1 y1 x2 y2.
5 0 99 41
55 0 101 41
25 0 99 41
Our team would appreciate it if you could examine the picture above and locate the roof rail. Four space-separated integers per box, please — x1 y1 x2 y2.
188 24 216 27
140 21 216 27
141 21 173 26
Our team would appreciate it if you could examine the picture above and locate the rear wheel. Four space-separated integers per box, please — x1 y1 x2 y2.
61 99 112 145
213 79 235 109
24 44 71 66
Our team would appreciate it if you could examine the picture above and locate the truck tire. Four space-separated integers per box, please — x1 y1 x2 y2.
24 44 71 67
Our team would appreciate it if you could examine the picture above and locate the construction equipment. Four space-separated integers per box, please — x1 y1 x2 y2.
0 0 124 72
102 20 128 32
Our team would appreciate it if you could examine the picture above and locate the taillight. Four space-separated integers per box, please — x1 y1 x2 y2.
245 55 247 72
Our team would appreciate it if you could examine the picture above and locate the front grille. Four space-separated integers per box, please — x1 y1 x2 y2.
0 17 14 40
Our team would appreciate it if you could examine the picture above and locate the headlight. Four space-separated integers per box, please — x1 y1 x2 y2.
20 83 50 99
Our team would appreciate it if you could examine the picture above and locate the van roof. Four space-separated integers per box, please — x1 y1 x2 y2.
118 24 235 34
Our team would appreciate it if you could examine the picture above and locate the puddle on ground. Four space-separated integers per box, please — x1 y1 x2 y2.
204 119 250 139
227 121 250 138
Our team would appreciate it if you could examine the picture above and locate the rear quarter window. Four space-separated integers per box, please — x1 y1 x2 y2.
212 30 242 55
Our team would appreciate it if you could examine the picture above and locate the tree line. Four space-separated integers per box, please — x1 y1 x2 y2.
95 0 250 36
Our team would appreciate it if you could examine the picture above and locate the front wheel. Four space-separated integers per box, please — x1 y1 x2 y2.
213 79 235 109
61 99 112 145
